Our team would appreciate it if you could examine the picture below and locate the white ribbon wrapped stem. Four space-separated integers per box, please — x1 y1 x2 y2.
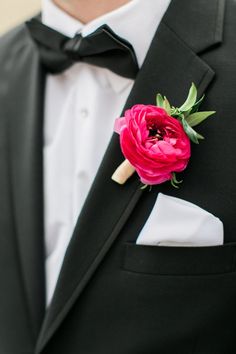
111 159 136 185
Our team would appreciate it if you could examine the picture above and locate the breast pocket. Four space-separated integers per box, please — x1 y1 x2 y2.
120 242 236 353
122 242 236 276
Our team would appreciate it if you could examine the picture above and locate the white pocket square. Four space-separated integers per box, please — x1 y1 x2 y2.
136 193 224 247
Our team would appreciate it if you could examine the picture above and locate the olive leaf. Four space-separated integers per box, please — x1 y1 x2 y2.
190 94 205 114
181 117 204 144
156 94 164 108
179 83 197 112
163 97 172 115
186 111 216 127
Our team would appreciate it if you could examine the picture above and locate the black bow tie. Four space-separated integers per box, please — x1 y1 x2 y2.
25 18 139 79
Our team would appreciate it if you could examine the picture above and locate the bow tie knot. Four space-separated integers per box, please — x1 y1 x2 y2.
63 35 83 60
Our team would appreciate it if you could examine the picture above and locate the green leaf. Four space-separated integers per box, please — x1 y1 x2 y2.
163 97 172 115
170 107 178 116
179 83 198 112
174 112 185 121
181 117 204 144
156 94 164 108
190 94 205 113
171 173 183 189
183 96 205 118
186 111 216 127
140 184 152 191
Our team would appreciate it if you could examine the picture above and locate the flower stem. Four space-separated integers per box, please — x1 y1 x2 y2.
111 159 136 185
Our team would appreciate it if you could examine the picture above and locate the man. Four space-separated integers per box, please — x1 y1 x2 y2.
1 0 236 353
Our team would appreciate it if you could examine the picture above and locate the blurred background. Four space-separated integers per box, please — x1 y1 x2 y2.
0 0 41 35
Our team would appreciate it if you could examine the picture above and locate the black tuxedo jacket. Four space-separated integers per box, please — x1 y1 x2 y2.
1 0 236 353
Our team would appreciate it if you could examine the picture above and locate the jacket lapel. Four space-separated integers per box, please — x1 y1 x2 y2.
4 26 46 338
37 0 224 351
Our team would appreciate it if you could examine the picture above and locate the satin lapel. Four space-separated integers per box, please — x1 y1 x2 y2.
37 0 224 351
5 26 46 338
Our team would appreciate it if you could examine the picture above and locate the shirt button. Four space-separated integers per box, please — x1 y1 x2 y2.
80 108 89 119
77 170 88 180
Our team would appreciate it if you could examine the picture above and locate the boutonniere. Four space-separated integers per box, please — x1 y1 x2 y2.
112 83 215 188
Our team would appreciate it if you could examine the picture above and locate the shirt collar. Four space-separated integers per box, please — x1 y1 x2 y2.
41 0 171 68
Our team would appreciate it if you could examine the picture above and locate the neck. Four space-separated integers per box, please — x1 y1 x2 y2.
52 0 132 23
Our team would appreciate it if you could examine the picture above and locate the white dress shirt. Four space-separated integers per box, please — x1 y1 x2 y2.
42 0 171 306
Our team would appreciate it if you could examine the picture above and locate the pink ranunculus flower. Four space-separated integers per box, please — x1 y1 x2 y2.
114 104 191 185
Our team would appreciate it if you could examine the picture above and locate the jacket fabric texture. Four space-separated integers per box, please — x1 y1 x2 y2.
0 0 236 353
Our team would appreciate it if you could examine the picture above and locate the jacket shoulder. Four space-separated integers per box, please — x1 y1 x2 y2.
0 22 31 63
